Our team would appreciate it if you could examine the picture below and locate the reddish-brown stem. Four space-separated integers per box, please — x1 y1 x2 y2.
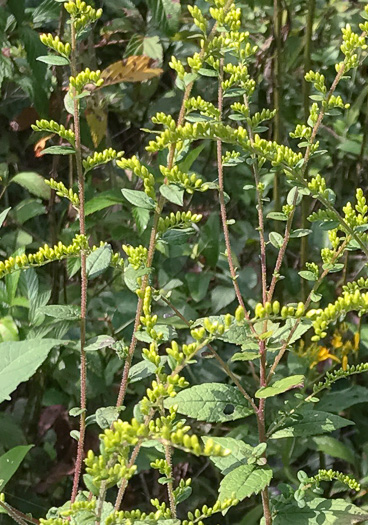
0 501 39 525
70 20 88 503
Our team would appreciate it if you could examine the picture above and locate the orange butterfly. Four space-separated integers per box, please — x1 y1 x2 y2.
100 55 163 86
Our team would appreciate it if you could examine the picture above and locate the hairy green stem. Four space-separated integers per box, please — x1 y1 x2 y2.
272 0 283 215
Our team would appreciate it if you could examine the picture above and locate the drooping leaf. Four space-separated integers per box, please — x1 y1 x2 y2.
256 375 304 399
85 104 108 148
0 339 64 403
95 407 122 429
160 184 184 206
0 207 11 229
270 497 368 524
84 335 115 352
121 189 156 210
129 360 157 383
318 385 368 413
203 436 254 474
219 464 273 503
37 305 81 321
85 191 124 216
86 245 112 279
310 436 356 465
36 55 70 66
40 146 76 156
11 172 51 200
0 445 34 492
270 410 353 439
164 383 254 422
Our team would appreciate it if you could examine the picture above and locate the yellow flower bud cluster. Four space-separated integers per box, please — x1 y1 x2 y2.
137 286 164 342
0 235 87 279
82 148 123 173
338 24 367 72
122 244 148 270
157 211 203 234
183 497 239 525
254 301 305 319
222 63 251 91
69 68 104 94
187 52 203 72
207 32 255 62
0 493 4 502
111 252 124 269
85 447 137 489
116 155 156 199
311 289 368 340
185 96 220 120
305 70 326 94
142 375 188 410
250 109 277 129
64 0 103 32
224 6 242 31
188 5 207 33
31 119 75 145
304 469 360 492
45 178 79 207
40 34 71 58
169 429 230 457
290 124 312 141
308 174 328 198
160 165 209 194
40 519 68 525
142 342 161 368
150 458 172 477
343 277 368 294
151 112 176 130
59 500 96 517
230 102 249 118
166 340 200 367
323 95 350 110
222 150 241 166
105 506 171 525
169 56 186 80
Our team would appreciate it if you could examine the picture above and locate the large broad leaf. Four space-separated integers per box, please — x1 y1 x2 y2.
146 0 181 35
85 191 124 216
121 189 156 210
164 383 254 422
219 464 273 503
0 445 33 492
318 385 368 413
86 245 112 279
0 339 63 403
38 305 81 321
270 498 368 524
203 436 253 475
270 410 353 439
256 375 304 399
11 172 51 200
309 436 356 465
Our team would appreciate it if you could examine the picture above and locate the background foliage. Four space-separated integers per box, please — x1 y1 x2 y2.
2 0 368 523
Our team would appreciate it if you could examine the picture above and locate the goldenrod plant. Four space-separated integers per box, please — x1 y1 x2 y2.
3 1 368 524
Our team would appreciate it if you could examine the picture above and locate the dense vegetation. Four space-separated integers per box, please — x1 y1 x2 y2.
2 0 368 524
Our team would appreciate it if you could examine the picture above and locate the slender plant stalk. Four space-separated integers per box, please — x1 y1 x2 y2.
272 0 283 213
267 237 349 382
115 0 236 411
0 501 39 525
164 444 176 517
160 294 258 412
300 0 316 299
70 20 88 503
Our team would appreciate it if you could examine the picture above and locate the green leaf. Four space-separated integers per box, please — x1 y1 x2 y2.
310 436 356 465
270 410 353 439
164 383 254 422
85 335 115 352
85 190 124 216
267 212 288 221
203 436 254 474
211 286 236 313
318 385 368 413
256 375 304 399
290 228 312 238
0 316 19 342
36 55 70 66
269 231 284 249
86 245 112 279
95 406 122 429
146 0 181 34
219 464 273 503
129 359 157 383
38 305 81 320
271 497 368 524
160 184 184 206
0 445 34 492
0 207 11 229
178 144 206 172
121 189 156 210
298 270 317 281
287 186 302 206
133 207 150 234
186 272 211 302
0 339 63 403
41 146 76 156
11 172 51 200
